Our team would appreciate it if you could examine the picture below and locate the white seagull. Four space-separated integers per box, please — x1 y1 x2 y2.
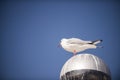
60 38 102 55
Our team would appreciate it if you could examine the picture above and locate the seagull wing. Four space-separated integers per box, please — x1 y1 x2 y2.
67 38 92 45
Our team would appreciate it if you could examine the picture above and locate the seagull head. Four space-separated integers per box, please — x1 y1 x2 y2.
61 38 68 43
61 38 67 42
60 38 68 47
58 38 67 47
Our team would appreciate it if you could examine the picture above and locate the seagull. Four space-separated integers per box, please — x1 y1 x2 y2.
60 38 102 55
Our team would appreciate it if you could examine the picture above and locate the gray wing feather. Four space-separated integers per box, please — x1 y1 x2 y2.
67 38 92 44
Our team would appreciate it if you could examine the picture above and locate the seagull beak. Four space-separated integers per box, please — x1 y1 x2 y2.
57 43 61 47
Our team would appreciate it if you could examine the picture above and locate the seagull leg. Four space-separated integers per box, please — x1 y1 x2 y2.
73 50 77 56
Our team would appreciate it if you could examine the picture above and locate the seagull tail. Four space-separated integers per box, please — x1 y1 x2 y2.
92 40 103 45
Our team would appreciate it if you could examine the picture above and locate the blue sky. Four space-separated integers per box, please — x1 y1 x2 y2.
1 1 120 80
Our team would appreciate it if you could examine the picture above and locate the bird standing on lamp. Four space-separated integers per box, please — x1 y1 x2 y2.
60 38 102 55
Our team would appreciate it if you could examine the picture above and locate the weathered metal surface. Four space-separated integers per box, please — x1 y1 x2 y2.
60 53 111 78
60 69 111 80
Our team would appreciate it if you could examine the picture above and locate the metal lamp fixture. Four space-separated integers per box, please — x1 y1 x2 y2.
60 54 111 80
